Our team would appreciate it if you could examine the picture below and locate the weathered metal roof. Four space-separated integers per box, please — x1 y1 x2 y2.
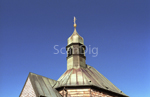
56 65 128 97
20 66 128 97
20 72 62 97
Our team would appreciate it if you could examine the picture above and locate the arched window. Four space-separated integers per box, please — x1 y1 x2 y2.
68 48 72 57
79 47 84 55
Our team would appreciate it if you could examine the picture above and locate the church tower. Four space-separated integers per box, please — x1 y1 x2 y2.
20 17 128 97
66 17 86 70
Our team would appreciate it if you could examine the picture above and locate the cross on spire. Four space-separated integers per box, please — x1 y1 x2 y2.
74 16 77 24
73 16 77 28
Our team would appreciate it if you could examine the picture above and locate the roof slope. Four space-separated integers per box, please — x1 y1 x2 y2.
56 65 128 97
20 72 62 97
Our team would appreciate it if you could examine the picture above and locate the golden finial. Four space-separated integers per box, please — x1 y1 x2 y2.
73 16 77 28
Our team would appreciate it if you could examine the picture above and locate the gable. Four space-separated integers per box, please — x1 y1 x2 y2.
20 77 36 97
21 73 62 97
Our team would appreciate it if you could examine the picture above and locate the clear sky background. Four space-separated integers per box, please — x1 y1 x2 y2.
1 0 150 97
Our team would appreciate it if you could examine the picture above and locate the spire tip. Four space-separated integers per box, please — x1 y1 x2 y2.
73 16 77 28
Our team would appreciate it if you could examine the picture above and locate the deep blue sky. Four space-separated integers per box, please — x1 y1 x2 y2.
1 0 150 97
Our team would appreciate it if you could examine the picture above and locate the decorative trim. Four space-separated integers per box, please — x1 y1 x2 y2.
66 43 86 50
67 54 86 60
56 85 128 97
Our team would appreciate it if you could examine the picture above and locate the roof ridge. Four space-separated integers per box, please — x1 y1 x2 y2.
59 69 73 86
80 68 92 85
29 72 57 82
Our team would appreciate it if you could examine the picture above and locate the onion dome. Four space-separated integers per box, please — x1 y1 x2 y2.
67 17 84 45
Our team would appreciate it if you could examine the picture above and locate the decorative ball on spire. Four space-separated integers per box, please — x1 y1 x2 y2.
74 24 77 28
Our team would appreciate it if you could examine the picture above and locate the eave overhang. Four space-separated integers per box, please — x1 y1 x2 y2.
55 85 129 97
